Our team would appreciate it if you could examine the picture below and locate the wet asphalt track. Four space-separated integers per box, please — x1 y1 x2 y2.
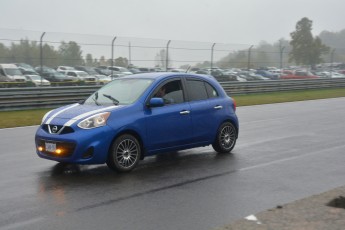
1 98 345 230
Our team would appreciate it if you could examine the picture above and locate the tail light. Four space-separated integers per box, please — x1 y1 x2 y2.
232 98 236 111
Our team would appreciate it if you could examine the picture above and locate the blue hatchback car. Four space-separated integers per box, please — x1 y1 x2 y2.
35 73 239 172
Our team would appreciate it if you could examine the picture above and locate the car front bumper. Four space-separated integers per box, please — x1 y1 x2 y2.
35 125 114 164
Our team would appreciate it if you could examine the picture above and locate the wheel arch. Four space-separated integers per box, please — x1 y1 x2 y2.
108 129 146 160
219 118 239 139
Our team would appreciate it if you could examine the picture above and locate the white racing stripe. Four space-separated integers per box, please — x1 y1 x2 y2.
45 103 79 125
41 109 54 124
64 105 119 126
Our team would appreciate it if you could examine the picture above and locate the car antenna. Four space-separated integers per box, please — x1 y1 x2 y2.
185 65 191 73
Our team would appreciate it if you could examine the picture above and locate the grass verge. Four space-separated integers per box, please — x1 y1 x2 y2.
1 88 345 129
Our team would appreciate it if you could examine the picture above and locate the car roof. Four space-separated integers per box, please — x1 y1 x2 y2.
122 72 215 81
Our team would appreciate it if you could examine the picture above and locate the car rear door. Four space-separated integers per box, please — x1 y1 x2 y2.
185 78 224 143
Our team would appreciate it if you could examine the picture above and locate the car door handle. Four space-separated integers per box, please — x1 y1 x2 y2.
214 105 223 110
180 110 190 115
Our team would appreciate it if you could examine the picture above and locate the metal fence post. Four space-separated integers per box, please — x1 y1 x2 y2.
128 42 131 67
166 40 171 71
248 45 254 70
111 36 117 79
40 32 46 85
279 41 285 69
211 43 216 70
330 49 335 75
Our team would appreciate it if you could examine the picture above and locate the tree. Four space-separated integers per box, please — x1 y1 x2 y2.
114 57 128 67
99 56 107 66
289 17 330 68
0 43 9 63
85 53 94 66
155 49 171 69
58 41 83 66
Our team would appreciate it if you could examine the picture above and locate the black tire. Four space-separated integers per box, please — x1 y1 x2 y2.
106 134 141 172
212 122 237 153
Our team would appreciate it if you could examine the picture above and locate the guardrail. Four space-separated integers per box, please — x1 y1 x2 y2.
1 78 345 111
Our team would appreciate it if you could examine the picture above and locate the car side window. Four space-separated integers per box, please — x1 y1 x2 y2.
205 82 219 98
153 79 184 105
186 79 208 101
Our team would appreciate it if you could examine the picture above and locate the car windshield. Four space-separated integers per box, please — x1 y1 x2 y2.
119 67 130 72
18 63 33 69
77 72 88 77
28 75 42 80
5 68 23 76
84 78 154 105
83 67 98 75
55 72 66 78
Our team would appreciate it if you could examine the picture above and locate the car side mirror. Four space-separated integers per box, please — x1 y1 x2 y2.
148 97 165 107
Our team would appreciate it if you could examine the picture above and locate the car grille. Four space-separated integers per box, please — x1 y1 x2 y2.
42 124 74 134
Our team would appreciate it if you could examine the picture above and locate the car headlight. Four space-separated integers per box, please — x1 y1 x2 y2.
77 112 111 129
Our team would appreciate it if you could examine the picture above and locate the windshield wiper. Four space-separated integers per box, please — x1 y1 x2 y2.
92 92 100 105
103 94 119 105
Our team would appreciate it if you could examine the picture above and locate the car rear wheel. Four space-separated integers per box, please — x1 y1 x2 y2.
107 134 141 172
212 122 237 153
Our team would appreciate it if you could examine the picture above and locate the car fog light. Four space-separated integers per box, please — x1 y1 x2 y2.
55 149 63 154
38 146 44 151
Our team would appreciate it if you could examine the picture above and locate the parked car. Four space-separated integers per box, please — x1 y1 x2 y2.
35 73 239 172
0 63 27 87
209 69 240 82
228 74 247 82
95 67 111 76
280 70 319 80
108 66 133 75
128 67 141 74
75 66 110 84
14 63 37 74
64 70 97 85
56 66 75 72
25 74 51 87
196 69 210 75
255 70 279 80
329 72 345 78
96 75 113 85
239 72 270 81
138 67 156 73
20 69 40 75
35 66 80 86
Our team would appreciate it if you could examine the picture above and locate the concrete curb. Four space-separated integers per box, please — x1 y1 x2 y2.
216 186 345 230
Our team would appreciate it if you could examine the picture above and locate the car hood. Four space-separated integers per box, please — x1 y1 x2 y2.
42 103 123 126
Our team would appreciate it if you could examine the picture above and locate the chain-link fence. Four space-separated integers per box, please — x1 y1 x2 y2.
0 28 295 69
1 28 345 88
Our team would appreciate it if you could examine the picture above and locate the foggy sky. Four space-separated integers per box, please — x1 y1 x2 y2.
1 0 345 45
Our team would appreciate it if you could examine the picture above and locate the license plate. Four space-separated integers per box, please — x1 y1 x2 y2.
45 142 56 152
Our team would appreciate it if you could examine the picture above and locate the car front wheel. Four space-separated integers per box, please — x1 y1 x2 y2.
107 134 141 172
212 122 237 153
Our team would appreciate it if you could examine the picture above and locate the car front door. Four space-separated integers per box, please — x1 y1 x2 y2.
145 79 193 153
